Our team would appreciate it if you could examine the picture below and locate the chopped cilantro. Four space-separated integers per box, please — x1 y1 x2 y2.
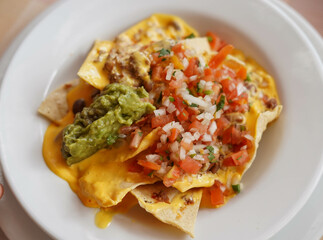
187 88 193 95
148 171 154 177
185 33 196 39
204 64 209 68
172 71 176 76
198 61 202 67
169 96 175 102
196 83 202 93
138 131 143 136
190 103 199 107
160 156 163 161
232 184 240 193
206 146 214 153
245 73 252 82
183 100 188 106
189 154 196 158
216 95 226 111
207 36 213 42
158 48 170 57
165 150 170 154
176 136 182 142
204 90 213 95
240 125 246 131
228 99 233 103
208 153 215 162
167 156 171 160
162 58 167 61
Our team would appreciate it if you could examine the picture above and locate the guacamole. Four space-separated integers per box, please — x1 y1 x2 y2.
62 83 155 165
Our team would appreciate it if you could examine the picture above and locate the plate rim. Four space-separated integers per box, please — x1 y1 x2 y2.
0 0 323 239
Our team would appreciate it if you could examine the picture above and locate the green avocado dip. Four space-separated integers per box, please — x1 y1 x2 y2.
61 83 155 165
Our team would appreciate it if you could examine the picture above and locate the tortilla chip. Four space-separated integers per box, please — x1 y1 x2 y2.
242 105 282 175
131 182 202 237
78 41 114 90
78 159 158 208
77 14 199 90
38 79 79 121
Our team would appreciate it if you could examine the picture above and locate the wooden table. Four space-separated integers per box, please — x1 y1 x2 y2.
0 0 322 239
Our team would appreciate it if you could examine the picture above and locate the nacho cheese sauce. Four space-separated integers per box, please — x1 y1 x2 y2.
41 14 281 235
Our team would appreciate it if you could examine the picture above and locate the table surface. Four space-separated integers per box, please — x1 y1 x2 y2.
0 0 322 239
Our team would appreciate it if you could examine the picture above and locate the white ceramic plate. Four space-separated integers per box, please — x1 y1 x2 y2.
1 0 323 239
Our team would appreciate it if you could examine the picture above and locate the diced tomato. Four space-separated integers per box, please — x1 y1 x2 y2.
179 156 202 174
222 125 243 145
151 66 164 82
231 150 249 165
214 117 230 136
186 107 200 116
173 96 185 112
169 128 180 143
204 68 215 82
206 32 227 51
209 181 224 206
151 114 174 128
180 140 193 151
155 144 169 154
169 78 184 89
209 45 234 69
137 160 161 170
189 120 208 135
130 129 143 149
177 109 189 122
163 165 182 187
221 78 238 100
128 160 143 173
222 150 249 167
172 43 185 58
236 66 247 79
184 57 199 77
222 156 236 167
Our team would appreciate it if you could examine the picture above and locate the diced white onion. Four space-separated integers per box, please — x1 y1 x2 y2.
174 70 184 81
193 131 201 140
162 121 184 133
179 147 186 160
199 80 206 89
167 103 176 113
220 185 226 192
193 144 207 151
170 141 179 153
202 134 212 142
187 149 196 155
237 82 245 96
182 58 189 70
208 121 217 135
215 109 223 119
240 145 247 150
146 154 160 163
154 108 166 116
163 97 170 107
193 154 205 161
182 132 194 141
244 134 254 141
189 75 198 81
182 137 192 144
165 63 174 81
181 93 208 108
160 134 168 144
156 162 168 175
